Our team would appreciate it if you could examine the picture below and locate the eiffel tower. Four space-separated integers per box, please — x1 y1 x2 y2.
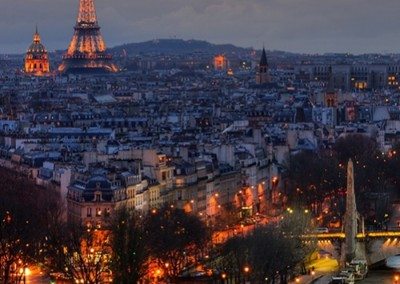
59 0 118 74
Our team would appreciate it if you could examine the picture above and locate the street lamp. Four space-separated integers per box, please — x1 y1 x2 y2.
244 266 250 283
311 270 315 280
23 265 30 284
221 272 227 283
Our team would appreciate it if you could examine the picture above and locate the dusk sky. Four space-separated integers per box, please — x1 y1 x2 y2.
2 0 400 54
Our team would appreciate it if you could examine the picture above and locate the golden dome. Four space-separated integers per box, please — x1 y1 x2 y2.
26 27 47 56
24 26 50 75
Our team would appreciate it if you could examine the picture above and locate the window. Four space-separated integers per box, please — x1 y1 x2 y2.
162 171 167 181
87 208 92 217
96 208 102 217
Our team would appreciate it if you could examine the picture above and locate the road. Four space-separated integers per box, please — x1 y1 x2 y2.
25 267 52 284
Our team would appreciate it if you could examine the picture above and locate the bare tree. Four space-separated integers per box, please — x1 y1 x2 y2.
145 206 210 280
0 168 55 284
44 223 111 284
109 207 149 284
216 212 315 284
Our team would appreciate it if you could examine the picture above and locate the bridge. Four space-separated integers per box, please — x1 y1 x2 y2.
306 159 400 266
308 231 400 240
312 234 400 266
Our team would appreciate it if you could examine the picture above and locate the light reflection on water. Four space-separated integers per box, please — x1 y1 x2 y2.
386 255 400 269
360 255 400 283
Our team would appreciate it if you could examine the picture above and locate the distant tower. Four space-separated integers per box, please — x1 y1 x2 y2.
325 66 338 107
24 26 50 76
58 0 118 74
256 47 270 84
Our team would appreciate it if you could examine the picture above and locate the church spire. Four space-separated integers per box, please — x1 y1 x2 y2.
260 47 268 67
33 25 41 43
256 46 270 85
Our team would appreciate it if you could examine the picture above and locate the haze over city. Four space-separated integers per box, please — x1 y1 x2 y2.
2 0 400 54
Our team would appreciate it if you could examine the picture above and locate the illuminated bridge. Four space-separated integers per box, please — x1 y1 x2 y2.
305 231 400 240
304 231 400 266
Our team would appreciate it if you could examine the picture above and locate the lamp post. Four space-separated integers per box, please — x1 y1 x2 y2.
221 272 227 284
23 265 27 284
311 270 315 280
244 266 250 283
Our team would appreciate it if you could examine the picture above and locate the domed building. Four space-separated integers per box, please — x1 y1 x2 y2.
24 27 50 76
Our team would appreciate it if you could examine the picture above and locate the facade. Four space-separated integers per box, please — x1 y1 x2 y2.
67 170 145 226
24 27 50 76
294 64 399 90
58 0 118 74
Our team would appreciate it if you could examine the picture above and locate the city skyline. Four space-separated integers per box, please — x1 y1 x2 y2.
2 0 400 54
4 0 400 282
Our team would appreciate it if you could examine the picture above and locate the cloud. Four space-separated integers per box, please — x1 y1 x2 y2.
0 0 400 54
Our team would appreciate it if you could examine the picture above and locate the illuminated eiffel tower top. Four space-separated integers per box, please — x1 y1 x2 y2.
59 0 117 73
77 0 98 25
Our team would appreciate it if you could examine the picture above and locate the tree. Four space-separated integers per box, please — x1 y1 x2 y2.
334 134 378 164
109 207 148 284
0 168 58 284
44 223 111 284
216 211 315 283
284 150 343 213
216 235 248 282
145 206 209 279
284 134 397 226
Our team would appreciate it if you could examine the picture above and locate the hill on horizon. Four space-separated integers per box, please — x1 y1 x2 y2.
109 39 253 56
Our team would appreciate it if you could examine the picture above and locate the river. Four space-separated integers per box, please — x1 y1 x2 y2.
360 270 396 283
360 255 400 283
